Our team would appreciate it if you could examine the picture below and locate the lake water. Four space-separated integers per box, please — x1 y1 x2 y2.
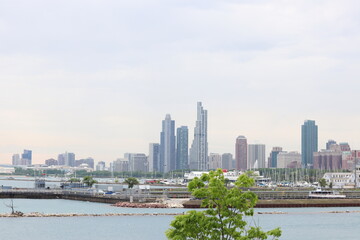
0 199 359 240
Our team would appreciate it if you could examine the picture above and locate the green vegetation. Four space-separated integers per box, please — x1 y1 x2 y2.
82 176 97 187
69 178 81 183
318 178 327 188
166 169 281 240
124 177 139 189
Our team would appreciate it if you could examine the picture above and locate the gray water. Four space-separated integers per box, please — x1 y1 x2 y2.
0 199 360 240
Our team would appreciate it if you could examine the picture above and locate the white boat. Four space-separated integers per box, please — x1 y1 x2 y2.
309 187 346 199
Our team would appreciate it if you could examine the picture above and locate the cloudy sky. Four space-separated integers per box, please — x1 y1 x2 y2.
1 0 360 164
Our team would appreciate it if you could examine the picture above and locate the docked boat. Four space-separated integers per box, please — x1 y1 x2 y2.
309 187 346 199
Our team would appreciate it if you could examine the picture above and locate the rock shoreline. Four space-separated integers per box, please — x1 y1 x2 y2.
0 212 184 218
111 202 168 208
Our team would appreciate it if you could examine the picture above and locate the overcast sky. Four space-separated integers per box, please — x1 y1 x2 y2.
1 0 360 164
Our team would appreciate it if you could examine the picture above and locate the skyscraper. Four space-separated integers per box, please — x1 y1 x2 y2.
221 153 233 170
176 126 188 170
22 149 32 165
248 144 266 169
301 120 318 168
149 143 160 172
235 136 247 170
160 114 176 172
268 147 283 168
189 102 208 170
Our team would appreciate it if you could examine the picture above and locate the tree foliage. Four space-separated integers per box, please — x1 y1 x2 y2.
318 178 327 188
124 177 139 189
166 169 281 240
83 176 97 187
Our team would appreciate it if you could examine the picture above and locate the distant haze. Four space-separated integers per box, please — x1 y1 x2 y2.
1 1 360 164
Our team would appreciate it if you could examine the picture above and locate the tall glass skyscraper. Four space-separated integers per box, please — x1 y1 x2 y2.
248 144 266 169
149 143 160 172
176 126 188 170
189 102 208 170
301 120 318 168
160 114 176 173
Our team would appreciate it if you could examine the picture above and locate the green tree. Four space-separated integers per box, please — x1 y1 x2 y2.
166 169 281 240
69 178 81 183
124 177 139 189
83 176 97 187
318 178 327 188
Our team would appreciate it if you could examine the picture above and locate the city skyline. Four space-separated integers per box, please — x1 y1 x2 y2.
1 1 360 164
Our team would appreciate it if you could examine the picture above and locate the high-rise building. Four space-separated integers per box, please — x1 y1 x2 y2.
248 144 266 169
22 149 32 165
149 143 160 172
301 120 318 168
221 153 233 170
268 147 283 168
209 153 222 170
113 158 128 172
326 140 337 150
75 158 94 169
160 114 176 172
235 136 247 170
176 126 188 170
339 142 351 152
45 158 58 166
12 154 21 165
127 153 148 172
277 151 301 168
189 102 208 170
96 161 106 171
58 152 75 167
313 150 342 170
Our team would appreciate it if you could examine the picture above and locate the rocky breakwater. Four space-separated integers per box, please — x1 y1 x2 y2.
0 212 183 218
112 202 168 208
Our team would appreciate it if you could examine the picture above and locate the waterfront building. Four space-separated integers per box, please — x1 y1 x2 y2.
235 136 247 170
326 139 337 150
313 150 342 170
96 161 106 171
176 126 188 170
148 143 160 172
277 151 301 168
160 114 176 172
189 102 208 170
268 147 283 168
209 153 222 170
221 153 233 170
301 120 318 168
45 158 58 166
248 144 266 169
76 158 94 169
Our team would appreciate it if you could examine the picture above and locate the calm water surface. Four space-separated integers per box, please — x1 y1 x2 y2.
0 199 359 240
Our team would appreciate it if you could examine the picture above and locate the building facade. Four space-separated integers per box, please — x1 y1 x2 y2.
189 102 208 170
277 151 301 168
235 136 247 170
221 153 233 170
248 144 266 169
209 153 222 170
176 126 188 170
268 147 283 168
313 150 342 170
160 114 176 172
301 120 318 168
148 143 160 172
